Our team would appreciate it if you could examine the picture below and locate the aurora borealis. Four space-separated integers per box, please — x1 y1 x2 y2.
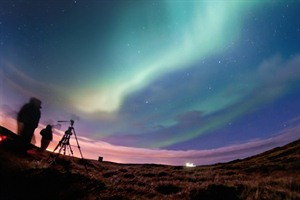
1 1 300 165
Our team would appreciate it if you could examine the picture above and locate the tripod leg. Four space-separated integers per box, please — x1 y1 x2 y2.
47 140 61 162
68 144 74 157
52 140 61 153
63 144 67 155
71 128 85 160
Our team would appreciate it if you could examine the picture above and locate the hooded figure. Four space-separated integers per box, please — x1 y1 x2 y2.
40 124 53 151
17 97 41 150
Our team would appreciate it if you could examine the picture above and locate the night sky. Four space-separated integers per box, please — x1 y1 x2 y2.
1 0 300 165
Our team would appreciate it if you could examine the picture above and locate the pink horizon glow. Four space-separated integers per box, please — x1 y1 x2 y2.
1 112 299 166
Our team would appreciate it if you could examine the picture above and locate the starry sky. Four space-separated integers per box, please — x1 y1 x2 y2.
0 0 300 165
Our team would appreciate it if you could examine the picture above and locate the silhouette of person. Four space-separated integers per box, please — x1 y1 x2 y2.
17 97 41 151
40 124 53 151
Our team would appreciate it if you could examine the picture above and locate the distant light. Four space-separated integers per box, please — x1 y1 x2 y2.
185 162 196 167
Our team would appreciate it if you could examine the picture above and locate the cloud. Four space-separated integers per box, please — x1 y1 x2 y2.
1 111 299 165
78 117 300 165
100 111 204 148
0 104 17 118
153 53 300 147
0 59 81 115
0 60 49 99
258 54 300 84
175 111 203 125
90 52 300 150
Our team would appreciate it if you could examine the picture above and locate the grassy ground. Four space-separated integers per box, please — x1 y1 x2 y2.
0 126 299 200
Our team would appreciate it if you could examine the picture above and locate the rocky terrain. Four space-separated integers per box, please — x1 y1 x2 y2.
0 126 299 200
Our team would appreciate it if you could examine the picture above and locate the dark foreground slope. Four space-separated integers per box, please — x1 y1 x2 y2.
0 126 299 200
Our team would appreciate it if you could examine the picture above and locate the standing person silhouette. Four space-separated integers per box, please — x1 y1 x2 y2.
40 124 53 151
17 97 41 151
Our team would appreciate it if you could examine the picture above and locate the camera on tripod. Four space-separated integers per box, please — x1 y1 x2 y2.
49 119 84 164
65 127 73 136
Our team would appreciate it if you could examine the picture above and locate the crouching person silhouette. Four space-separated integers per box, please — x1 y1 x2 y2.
40 125 53 151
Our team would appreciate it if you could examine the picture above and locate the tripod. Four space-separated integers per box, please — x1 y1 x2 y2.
49 120 85 164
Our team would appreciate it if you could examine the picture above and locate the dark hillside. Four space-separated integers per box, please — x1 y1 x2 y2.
1 126 299 200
